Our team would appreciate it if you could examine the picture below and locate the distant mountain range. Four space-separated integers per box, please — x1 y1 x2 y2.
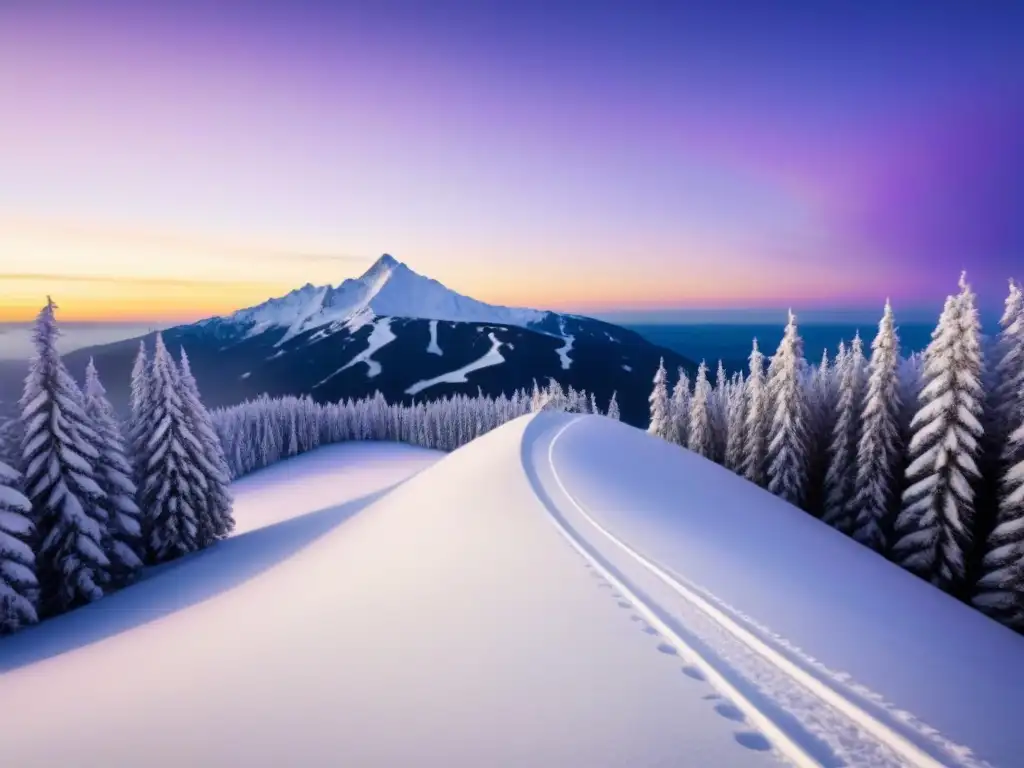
42 255 697 427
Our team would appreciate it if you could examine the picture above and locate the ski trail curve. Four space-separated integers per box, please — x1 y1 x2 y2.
540 416 954 768
540 474 820 768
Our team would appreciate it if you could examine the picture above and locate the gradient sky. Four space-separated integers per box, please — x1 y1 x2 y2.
1 0 1022 322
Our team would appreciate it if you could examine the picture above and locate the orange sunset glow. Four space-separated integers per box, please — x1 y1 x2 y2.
1 216 890 323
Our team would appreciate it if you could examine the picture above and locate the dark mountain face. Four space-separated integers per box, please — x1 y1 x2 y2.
62 313 695 428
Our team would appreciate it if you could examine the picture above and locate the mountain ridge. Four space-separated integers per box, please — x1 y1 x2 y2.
201 254 552 345
54 255 698 427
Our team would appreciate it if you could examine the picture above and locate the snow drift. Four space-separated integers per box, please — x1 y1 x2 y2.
1 413 1022 767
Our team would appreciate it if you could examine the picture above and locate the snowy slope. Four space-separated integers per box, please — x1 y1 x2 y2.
3 413 1021 766
526 413 1024 767
206 254 546 342
0 419 777 767
224 282 329 342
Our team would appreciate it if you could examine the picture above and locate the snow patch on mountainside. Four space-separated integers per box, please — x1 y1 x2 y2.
406 333 505 396
314 317 396 387
427 320 443 356
556 318 575 370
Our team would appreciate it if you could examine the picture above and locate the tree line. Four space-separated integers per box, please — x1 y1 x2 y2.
0 299 233 635
647 274 1024 631
210 379 618 480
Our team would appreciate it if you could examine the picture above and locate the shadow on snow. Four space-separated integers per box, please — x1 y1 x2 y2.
0 486 393 674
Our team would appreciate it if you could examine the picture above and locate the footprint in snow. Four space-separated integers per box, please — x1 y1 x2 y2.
629 615 643 623
734 732 772 752
714 703 745 723
682 666 706 681
656 643 678 656
702 694 720 701
641 625 659 636
616 600 632 609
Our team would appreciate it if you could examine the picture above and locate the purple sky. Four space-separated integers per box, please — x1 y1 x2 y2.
1 1 1022 320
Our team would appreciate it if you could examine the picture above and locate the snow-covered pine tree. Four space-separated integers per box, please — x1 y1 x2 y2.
822 333 867 534
544 379 567 412
0 458 37 633
766 311 811 507
19 298 111 613
83 359 144 582
973 416 1024 627
670 369 691 447
663 370 688 448
688 361 714 459
532 380 548 411
710 361 729 463
724 372 747 472
127 340 154 484
804 347 839 516
648 358 671 439
812 347 841 430
742 339 769 486
985 280 1024 447
178 352 235 548
590 392 599 416
972 281 1024 625
139 334 202 563
850 301 903 552
892 276 986 590
607 392 621 421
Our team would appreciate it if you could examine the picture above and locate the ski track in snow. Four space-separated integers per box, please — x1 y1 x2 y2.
314 317 396 388
427 320 443 356
536 416 978 768
543 493 816 768
664 569 990 768
406 333 504 396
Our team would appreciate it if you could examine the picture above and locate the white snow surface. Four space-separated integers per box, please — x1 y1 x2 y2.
427 319 443 356
314 317 396 386
556 317 575 370
224 283 329 344
406 332 505 396
211 254 547 340
2 413 1022 767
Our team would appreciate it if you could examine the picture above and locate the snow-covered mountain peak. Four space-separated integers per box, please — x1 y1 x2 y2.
363 252 400 274
208 253 550 342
